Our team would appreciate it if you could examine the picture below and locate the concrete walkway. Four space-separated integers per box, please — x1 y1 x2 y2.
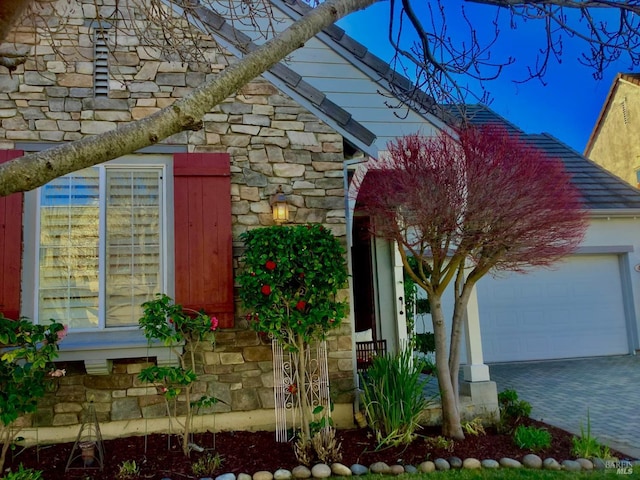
489 355 640 459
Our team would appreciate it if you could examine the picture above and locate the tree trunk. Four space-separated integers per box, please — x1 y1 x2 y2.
430 293 464 440
0 0 381 196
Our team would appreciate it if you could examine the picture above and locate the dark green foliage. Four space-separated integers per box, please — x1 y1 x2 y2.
238 224 348 345
415 332 435 354
0 316 65 427
498 389 532 433
498 389 532 422
138 293 218 346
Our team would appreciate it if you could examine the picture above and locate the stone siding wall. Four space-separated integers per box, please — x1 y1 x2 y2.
1 0 355 432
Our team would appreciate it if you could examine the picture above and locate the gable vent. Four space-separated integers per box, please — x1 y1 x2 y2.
94 29 109 97
621 98 629 126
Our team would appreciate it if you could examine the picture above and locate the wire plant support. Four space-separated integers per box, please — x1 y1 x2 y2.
65 401 105 472
273 339 330 443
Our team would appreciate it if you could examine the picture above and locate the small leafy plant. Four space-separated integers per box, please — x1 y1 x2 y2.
116 460 140 479
191 452 223 477
424 435 455 453
571 411 611 459
360 345 433 448
513 424 552 452
497 388 532 432
461 417 486 436
0 316 66 472
138 294 219 456
0 464 43 480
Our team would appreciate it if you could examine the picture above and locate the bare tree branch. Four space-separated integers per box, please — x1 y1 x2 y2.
464 0 640 78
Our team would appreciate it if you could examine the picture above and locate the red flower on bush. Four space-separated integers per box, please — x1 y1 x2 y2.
261 285 272 295
265 260 276 271
210 316 219 331
287 383 298 395
295 300 306 311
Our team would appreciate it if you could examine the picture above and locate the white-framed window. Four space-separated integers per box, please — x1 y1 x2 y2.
31 159 168 331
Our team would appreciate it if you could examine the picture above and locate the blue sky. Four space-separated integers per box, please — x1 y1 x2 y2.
337 2 633 153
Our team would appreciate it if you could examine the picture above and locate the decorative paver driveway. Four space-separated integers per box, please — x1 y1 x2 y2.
489 355 640 459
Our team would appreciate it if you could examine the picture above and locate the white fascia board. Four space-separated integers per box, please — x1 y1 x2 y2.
270 0 454 135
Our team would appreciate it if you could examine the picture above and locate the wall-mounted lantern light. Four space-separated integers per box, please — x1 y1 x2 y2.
270 185 289 224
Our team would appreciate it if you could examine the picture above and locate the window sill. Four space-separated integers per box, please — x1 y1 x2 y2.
56 329 179 375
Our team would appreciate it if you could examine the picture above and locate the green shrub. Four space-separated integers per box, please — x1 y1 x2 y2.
0 464 43 480
238 224 348 346
360 345 433 447
191 453 223 477
138 294 219 456
571 412 611 459
238 225 348 445
513 425 552 452
0 316 66 472
498 390 531 424
415 332 435 354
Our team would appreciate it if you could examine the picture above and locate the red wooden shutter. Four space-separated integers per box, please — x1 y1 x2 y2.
0 150 24 320
173 153 234 328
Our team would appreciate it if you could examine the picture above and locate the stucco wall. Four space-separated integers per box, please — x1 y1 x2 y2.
587 80 640 187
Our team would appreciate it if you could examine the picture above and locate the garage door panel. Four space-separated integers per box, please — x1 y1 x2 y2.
478 255 629 362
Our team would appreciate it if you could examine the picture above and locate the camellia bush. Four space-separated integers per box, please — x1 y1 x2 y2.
238 224 348 446
138 294 219 456
0 315 66 472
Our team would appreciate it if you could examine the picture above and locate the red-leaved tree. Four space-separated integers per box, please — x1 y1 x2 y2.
354 126 588 440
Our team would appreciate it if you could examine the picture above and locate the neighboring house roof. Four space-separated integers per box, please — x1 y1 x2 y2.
584 72 640 156
186 1 640 211
463 105 640 210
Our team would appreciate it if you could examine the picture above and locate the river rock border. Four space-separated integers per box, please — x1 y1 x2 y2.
157 454 640 480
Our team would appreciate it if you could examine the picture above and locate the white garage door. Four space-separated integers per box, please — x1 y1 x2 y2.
478 255 630 363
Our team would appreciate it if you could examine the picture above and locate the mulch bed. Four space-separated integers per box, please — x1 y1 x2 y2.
3 417 631 479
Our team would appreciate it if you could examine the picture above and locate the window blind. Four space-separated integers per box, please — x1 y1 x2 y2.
39 169 100 328
38 167 163 329
105 170 162 327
